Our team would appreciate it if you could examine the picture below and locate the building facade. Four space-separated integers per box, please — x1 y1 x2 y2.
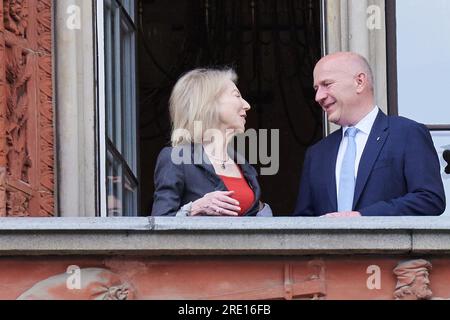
0 0 449 300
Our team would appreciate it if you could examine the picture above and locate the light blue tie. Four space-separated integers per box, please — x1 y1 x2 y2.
338 127 358 212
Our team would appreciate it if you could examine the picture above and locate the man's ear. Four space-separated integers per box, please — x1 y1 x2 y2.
355 73 367 93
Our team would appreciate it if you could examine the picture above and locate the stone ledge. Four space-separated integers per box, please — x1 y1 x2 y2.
0 231 411 256
0 217 152 230
0 217 448 255
152 216 450 231
2 216 450 230
412 231 450 253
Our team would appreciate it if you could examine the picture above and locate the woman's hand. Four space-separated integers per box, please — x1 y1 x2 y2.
190 191 241 216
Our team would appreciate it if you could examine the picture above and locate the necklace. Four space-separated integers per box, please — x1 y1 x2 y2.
205 150 230 169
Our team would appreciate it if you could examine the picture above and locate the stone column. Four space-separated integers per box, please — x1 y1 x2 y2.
324 0 387 134
55 1 97 216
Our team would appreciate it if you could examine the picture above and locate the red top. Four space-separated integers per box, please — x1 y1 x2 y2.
219 175 255 216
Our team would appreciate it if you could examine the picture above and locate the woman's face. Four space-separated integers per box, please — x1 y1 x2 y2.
217 80 251 133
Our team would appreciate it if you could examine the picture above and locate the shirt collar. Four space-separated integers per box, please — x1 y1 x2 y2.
342 106 379 137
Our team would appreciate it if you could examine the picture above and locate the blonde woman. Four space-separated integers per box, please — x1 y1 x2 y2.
151 68 272 217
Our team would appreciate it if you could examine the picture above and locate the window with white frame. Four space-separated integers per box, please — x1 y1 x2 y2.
396 0 450 216
98 0 139 217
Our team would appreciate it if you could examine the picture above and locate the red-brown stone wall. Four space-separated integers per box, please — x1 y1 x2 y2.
0 0 54 217
2 256 449 300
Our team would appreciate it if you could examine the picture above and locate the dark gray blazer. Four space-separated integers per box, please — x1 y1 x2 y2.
151 144 262 216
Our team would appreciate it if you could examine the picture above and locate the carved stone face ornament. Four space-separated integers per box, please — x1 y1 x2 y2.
393 259 433 300
412 272 433 300
16 268 136 300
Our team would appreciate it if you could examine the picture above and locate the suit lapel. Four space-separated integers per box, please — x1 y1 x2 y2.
353 111 389 208
326 130 343 211
191 144 225 190
193 144 259 193
232 150 261 215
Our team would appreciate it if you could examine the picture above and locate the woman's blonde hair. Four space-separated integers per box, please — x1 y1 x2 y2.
169 68 237 146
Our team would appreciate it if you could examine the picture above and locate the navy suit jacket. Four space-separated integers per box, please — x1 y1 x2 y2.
294 110 446 216
151 144 262 216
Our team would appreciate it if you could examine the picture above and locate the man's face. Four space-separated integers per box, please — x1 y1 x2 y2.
313 59 359 127
413 273 433 299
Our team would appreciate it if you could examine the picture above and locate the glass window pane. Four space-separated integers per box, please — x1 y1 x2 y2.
105 1 115 142
107 151 123 217
396 0 450 124
119 0 135 21
102 0 138 216
130 31 137 173
121 22 137 173
121 23 129 160
114 6 123 152
123 173 138 216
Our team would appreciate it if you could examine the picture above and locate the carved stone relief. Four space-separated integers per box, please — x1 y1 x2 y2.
17 268 136 300
205 260 327 300
0 0 54 216
4 0 28 37
36 0 53 216
393 259 433 300
6 188 29 216
0 168 6 216
5 45 32 182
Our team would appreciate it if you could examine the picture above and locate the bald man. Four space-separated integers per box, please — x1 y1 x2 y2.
293 52 445 217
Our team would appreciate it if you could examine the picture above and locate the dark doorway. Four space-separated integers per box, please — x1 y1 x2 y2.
138 0 323 216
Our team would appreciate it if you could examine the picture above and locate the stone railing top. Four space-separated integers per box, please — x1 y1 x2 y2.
0 216 450 231
0 217 450 256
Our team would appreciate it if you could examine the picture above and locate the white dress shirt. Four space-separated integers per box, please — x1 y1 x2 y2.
335 106 379 195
